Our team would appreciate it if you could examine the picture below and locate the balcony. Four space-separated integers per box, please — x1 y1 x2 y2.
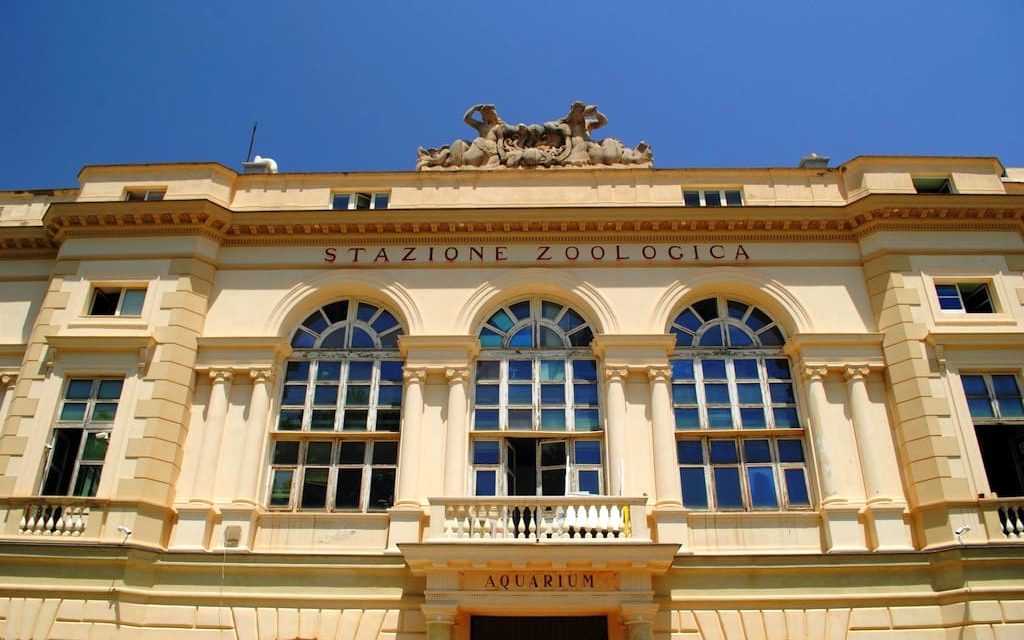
981 497 1024 540
426 496 650 542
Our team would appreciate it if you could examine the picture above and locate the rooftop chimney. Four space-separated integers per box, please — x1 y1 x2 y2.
799 153 830 169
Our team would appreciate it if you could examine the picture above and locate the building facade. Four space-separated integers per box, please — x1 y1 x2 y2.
1 122 1024 638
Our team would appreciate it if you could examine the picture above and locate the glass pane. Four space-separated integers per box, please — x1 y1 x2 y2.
707 408 733 429
371 312 397 333
705 383 730 403
345 361 370 381
777 439 805 462
303 310 329 333
568 327 593 347
574 409 601 431
675 309 703 332
968 398 995 418
671 328 693 347
938 295 963 310
699 326 724 346
672 359 695 379
301 468 329 509
961 283 993 313
733 360 758 380
738 383 763 404
66 380 93 400
746 307 773 331
677 440 704 464
323 300 348 323
540 441 566 466
479 328 503 348
709 439 739 463
377 410 401 433
508 409 533 429
725 190 742 206
541 385 565 404
573 360 597 381
281 385 307 405
713 467 743 509
743 439 772 463
372 442 399 465
998 398 1024 418
318 328 347 348
338 441 366 464
765 359 791 379
81 432 108 461
509 300 531 319
935 284 959 298
508 384 533 405
540 360 566 382
541 469 565 496
541 301 563 319
674 408 699 429
558 309 585 332
726 300 748 319
683 190 701 206
575 440 602 464
306 441 332 464
539 326 565 348
577 470 600 495
332 194 350 210
477 361 500 380
704 191 721 206
72 465 101 497
758 326 785 346
310 410 335 431
291 330 316 348
475 384 500 405
368 469 396 510
273 441 300 464
96 380 124 400
381 330 402 350
377 386 403 406
727 325 755 347
740 407 767 428
356 302 376 321
692 298 719 321
286 361 310 381
278 410 303 431
487 309 515 332
350 328 375 348
770 383 795 404
313 385 338 406
380 361 403 381
680 468 708 508
60 403 87 422
342 410 368 431
673 384 697 404
373 193 390 209
346 385 370 405
784 469 810 506
992 375 1021 397
269 470 294 506
475 409 499 430
89 402 115 422
474 440 500 464
540 409 566 430
509 326 534 348
573 383 598 404
509 360 533 380
476 470 497 496
748 467 779 508
773 407 800 428
336 468 362 508
960 375 987 396
702 360 727 379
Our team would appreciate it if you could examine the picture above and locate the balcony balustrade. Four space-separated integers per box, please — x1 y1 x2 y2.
427 496 650 542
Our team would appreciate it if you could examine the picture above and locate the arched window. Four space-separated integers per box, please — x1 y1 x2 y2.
670 297 811 511
471 299 602 497
269 299 404 512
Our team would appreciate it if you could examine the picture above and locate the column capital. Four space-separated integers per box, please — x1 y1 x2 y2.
209 368 235 382
249 366 277 383
445 367 470 384
843 365 872 382
646 366 673 382
403 366 428 382
801 365 830 382
604 367 629 382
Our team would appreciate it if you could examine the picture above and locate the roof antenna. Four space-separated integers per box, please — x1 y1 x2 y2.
245 120 258 163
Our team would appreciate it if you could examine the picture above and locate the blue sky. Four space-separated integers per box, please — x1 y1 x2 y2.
1 1 1021 189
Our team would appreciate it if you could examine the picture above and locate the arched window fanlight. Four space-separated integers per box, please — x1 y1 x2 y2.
670 298 785 348
290 300 403 349
479 299 594 349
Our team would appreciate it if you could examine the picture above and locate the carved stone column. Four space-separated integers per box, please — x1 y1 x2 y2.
421 606 456 640
801 365 841 503
620 604 658 640
234 367 276 503
648 366 681 507
443 368 470 496
192 368 234 503
604 367 628 497
395 366 427 507
844 366 888 501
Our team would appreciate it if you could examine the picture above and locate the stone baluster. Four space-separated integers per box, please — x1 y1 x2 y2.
394 366 427 507
191 368 233 503
648 366 682 507
234 367 276 503
604 367 629 497
443 368 470 496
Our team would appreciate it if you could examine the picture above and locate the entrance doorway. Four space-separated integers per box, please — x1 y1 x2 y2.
470 616 608 640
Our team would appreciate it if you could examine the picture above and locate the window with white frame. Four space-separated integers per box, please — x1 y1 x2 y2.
88 287 146 316
683 188 743 207
41 378 124 497
935 282 994 314
472 298 602 496
331 192 389 210
961 373 1024 497
269 299 404 512
124 188 165 201
670 297 811 510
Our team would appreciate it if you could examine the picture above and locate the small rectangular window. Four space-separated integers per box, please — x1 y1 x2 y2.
89 287 146 316
124 189 166 201
913 177 953 194
331 192 390 210
682 188 744 207
935 283 994 313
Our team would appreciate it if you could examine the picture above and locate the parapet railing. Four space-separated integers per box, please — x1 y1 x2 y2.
426 496 649 542
982 498 1024 540
1 497 104 537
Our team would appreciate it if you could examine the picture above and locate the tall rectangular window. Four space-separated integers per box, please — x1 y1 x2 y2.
961 373 1024 498
42 378 124 497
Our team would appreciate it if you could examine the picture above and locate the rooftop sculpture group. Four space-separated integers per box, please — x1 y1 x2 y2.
416 102 652 170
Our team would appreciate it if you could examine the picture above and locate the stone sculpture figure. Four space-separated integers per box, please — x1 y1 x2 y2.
416 101 652 170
